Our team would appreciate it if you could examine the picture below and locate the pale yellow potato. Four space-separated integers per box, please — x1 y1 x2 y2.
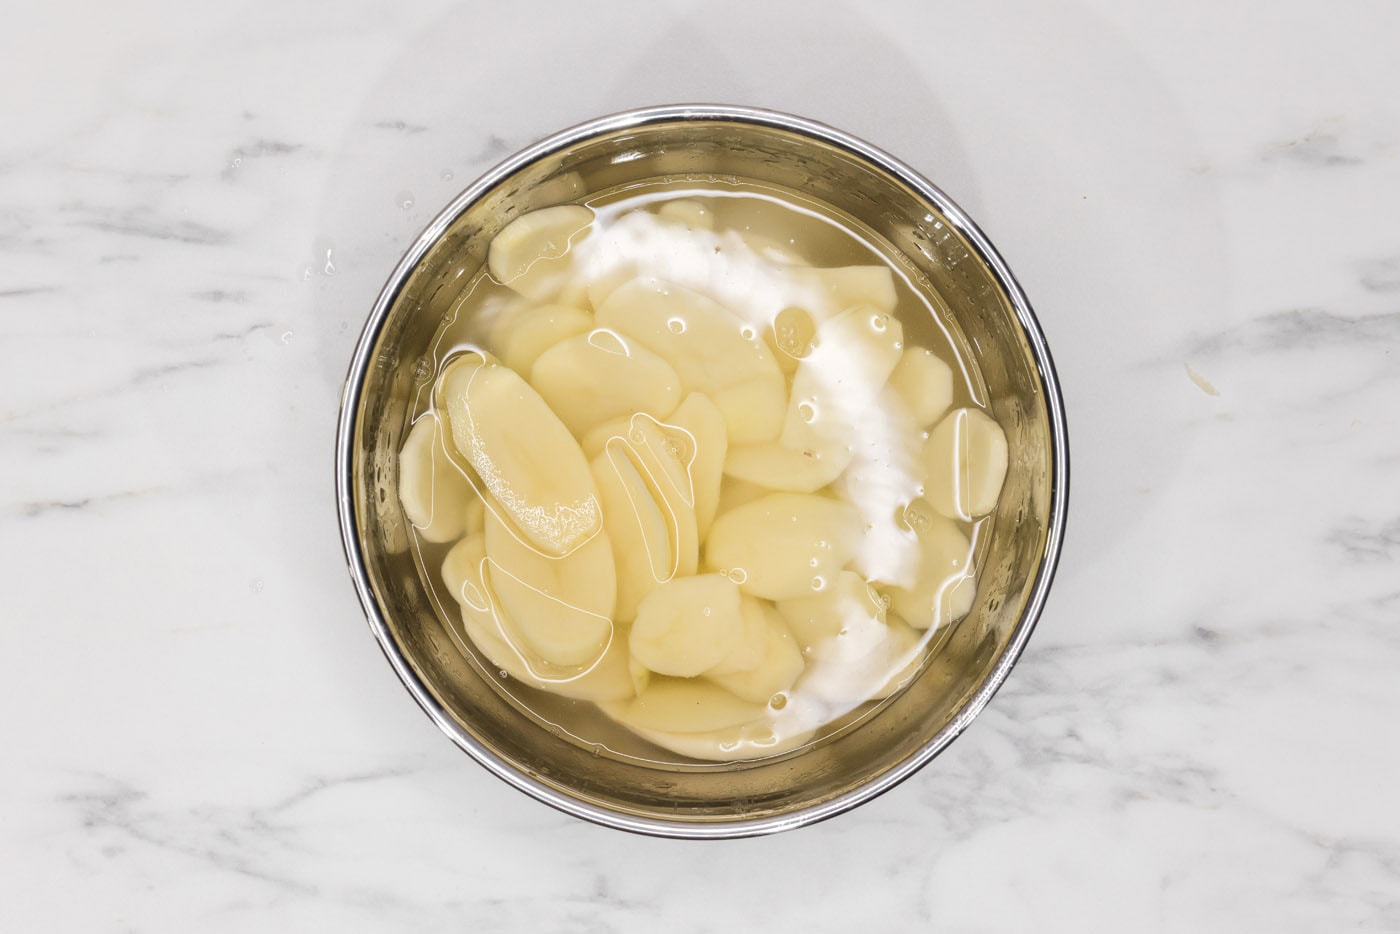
439 355 601 557
493 304 593 374
656 199 714 230
629 574 743 677
722 440 852 494
781 304 905 464
596 279 786 443
797 265 897 319
714 476 769 518
605 678 765 733
703 492 860 601
888 345 955 428
666 393 727 537
707 598 804 704
923 407 1009 521
579 415 633 459
881 499 975 630
398 411 479 543
529 329 682 436
483 508 615 667
488 205 593 301
708 593 771 676
592 444 671 623
776 570 886 652
463 494 486 537
767 305 817 376
443 537 635 702
606 718 816 763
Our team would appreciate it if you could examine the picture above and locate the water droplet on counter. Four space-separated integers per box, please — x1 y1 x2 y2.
396 190 415 210
250 578 264 592
281 330 294 344
441 168 454 181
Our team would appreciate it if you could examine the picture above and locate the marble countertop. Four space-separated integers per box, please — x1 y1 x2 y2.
5 0 1398 929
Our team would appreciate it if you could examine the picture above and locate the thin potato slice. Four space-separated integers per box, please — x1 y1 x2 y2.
592 442 675 622
923 407 1009 521
667 393 727 537
776 570 885 651
629 574 743 677
703 493 860 601
488 205 593 301
881 499 975 630
781 304 904 465
605 678 765 733
493 304 593 374
722 440 852 494
529 329 682 436
708 598 804 703
483 508 615 667
888 346 955 429
439 356 601 556
596 279 786 443
580 415 633 459
398 411 478 543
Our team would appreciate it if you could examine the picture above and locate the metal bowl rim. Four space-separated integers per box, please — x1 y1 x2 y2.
334 103 1070 839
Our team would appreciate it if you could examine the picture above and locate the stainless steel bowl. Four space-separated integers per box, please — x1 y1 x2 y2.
336 104 1069 837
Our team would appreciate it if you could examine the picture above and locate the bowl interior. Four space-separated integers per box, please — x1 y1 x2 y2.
344 111 1064 834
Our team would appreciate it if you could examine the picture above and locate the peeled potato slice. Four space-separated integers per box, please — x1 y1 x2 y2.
792 265 897 320
439 355 601 556
881 498 975 630
580 415 633 459
708 598 804 703
593 444 671 622
488 205 593 301
703 493 860 601
529 329 682 436
923 407 1009 521
596 279 786 443
605 678 765 733
443 537 636 701
722 440 852 494
629 574 743 677
776 570 885 651
768 305 817 376
714 476 769 518
398 411 478 543
782 304 904 461
888 346 955 428
483 508 615 667
667 393 727 537
493 304 593 374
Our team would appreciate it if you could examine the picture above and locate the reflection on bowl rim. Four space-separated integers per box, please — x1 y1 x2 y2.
335 103 1069 838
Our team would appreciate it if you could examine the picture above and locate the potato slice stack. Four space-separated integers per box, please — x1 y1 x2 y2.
397 200 1009 762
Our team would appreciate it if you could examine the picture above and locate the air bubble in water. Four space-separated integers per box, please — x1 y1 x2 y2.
811 576 825 591
667 317 686 334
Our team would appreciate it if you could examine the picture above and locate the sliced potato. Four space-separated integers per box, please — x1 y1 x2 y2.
483 508 615 667
580 415 634 459
708 599 804 703
768 305 817 376
776 570 885 651
463 494 486 537
488 205 593 301
881 498 975 630
923 407 1009 521
593 441 680 623
605 678 765 733
629 574 743 677
781 304 905 462
798 265 897 319
493 304 593 374
596 279 786 443
529 329 682 436
439 355 601 556
722 440 852 494
665 393 727 537
398 411 479 543
888 345 955 428
714 476 769 518
441 535 492 613
703 492 860 601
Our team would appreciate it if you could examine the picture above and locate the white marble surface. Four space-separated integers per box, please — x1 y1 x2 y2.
4 0 1398 928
